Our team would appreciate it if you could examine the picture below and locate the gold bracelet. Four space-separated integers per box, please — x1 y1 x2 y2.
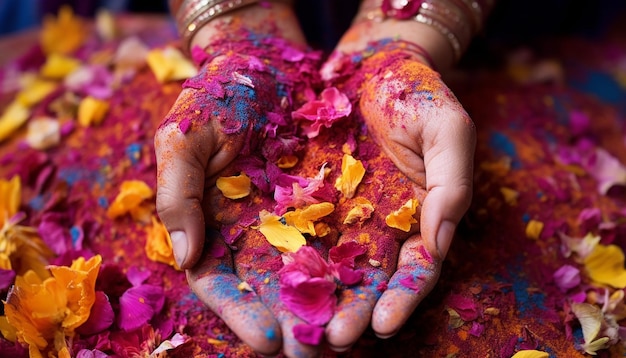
357 0 492 61
176 0 260 52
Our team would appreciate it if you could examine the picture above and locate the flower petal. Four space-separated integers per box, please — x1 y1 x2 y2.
76 291 114 335
334 154 365 199
292 323 324 345
118 284 165 332
258 210 306 253
584 244 626 288
216 173 251 199
385 198 419 232
279 277 336 325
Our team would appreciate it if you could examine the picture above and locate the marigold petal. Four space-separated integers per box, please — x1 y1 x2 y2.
283 202 335 235
0 176 20 226
510 350 549 358
40 6 87 55
334 154 365 199
145 216 178 269
385 198 418 232
584 244 626 288
0 101 31 142
78 96 110 127
147 47 197 83
525 220 544 240
107 180 154 220
277 155 299 169
16 79 57 107
258 210 306 253
216 173 251 199
343 197 374 224
40 53 80 79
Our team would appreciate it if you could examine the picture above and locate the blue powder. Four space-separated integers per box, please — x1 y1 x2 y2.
70 226 82 247
98 196 108 208
489 131 520 169
29 194 45 211
498 266 546 316
265 329 277 340
570 70 625 105
125 143 142 165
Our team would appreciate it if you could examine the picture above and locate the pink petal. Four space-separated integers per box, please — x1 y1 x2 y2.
332 264 363 286
329 241 366 265
0 268 16 291
446 293 479 321
281 246 331 278
126 266 151 287
569 110 590 136
279 278 336 325
469 321 484 337
76 349 108 358
553 264 581 292
293 323 324 345
399 275 421 292
118 285 165 332
76 291 114 335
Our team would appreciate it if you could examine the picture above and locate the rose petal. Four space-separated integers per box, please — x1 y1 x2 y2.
280 277 336 325
118 285 165 332
76 291 114 335
292 323 324 345
553 264 581 292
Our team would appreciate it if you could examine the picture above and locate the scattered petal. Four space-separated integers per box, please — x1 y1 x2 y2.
334 154 365 199
283 202 335 235
78 96 110 126
118 284 165 332
553 264 581 292
40 53 80 79
147 47 197 83
525 220 544 240
40 5 86 55
258 210 306 253
292 323 324 345
216 173 251 199
106 180 154 222
145 216 178 269
385 198 419 232
511 350 549 358
0 101 30 142
343 197 374 224
26 117 60 150
584 244 626 288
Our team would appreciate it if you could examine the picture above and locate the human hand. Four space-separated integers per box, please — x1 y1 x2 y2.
155 4 326 356
321 45 476 350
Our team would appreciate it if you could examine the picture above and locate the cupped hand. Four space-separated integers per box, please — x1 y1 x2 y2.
323 50 476 349
155 36 323 356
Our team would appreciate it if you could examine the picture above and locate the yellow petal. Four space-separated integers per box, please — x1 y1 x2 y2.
40 5 86 55
145 216 178 269
95 9 118 41
40 53 80 79
0 101 30 142
334 154 365 199
146 47 197 83
216 173 251 199
283 202 335 235
343 197 374 225
499 187 519 206
584 244 626 288
510 350 549 358
385 198 418 232
258 210 305 253
16 80 57 107
525 220 544 240
107 180 154 220
78 96 110 127
276 155 299 169
0 176 20 226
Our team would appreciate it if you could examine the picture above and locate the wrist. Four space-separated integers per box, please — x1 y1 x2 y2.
343 0 494 70
172 1 304 54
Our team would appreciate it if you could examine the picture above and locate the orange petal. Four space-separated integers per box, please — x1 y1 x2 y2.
334 154 365 199
216 173 251 199
385 198 418 232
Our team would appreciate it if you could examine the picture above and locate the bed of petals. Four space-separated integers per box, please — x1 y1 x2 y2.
0 6 626 358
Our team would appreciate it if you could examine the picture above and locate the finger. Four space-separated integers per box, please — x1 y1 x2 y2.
372 234 442 338
235 231 322 358
325 268 389 352
325 225 402 352
187 237 282 356
421 111 476 260
155 115 215 269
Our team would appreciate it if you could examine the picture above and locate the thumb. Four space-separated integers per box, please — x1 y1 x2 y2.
155 121 214 269
420 116 475 260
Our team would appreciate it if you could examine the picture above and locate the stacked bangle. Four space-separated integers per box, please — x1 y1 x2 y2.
174 0 290 52
360 0 494 61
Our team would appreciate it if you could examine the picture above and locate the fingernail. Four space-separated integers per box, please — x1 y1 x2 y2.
436 220 456 259
170 231 188 268
375 330 399 339
328 344 353 353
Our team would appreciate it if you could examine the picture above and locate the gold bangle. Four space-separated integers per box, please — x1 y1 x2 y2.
177 0 260 52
